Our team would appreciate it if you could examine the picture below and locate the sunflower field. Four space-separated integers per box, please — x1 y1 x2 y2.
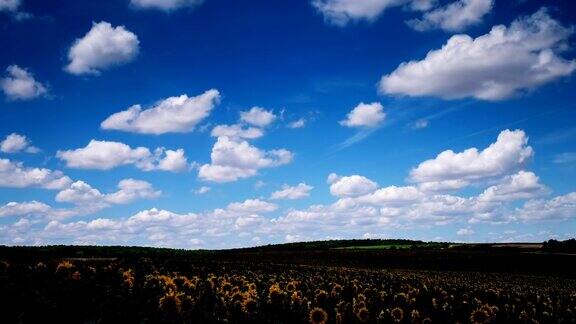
1 255 575 323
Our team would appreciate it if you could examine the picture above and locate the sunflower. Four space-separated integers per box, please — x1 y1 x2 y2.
55 260 74 274
159 290 182 315
331 283 343 297
286 281 296 293
315 290 329 305
309 307 328 324
470 309 490 323
356 307 370 323
243 298 258 314
391 307 404 323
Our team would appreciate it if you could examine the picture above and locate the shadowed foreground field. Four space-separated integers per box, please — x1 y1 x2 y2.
1 239 575 323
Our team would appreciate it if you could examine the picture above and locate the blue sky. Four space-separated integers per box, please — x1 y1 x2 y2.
1 0 575 248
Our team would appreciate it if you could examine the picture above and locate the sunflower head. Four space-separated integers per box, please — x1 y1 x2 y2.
159 290 182 315
243 298 258 314
315 290 329 305
470 309 490 323
356 307 369 323
411 309 421 322
55 260 74 274
309 307 328 324
331 283 343 297
35 262 47 271
391 307 404 323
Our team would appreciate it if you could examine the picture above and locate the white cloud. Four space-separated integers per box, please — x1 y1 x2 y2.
5 184 576 247
271 183 313 200
211 124 264 139
339 102 385 128
357 185 424 206
198 165 257 183
328 174 379 197
0 0 19 11
101 89 220 134
478 171 549 202
130 0 203 11
156 148 189 172
457 228 474 236
254 180 266 189
0 201 76 220
408 0 493 32
0 159 72 189
417 179 469 193
65 21 140 75
56 178 160 206
56 140 190 172
194 186 210 195
1 65 47 101
0 201 51 217
409 129 533 183
198 136 293 183
287 118 306 129
311 0 433 26
380 9 576 101
0 133 39 153
57 140 151 170
12 197 279 247
554 152 576 164
5 127 575 247
240 107 276 127
412 119 429 129
55 181 103 205
516 192 576 222
226 199 278 214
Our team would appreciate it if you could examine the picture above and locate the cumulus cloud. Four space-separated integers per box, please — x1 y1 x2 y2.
5 128 575 247
339 102 385 128
328 174 379 197
5 178 576 247
0 201 51 218
56 178 160 206
0 0 20 11
9 197 279 247
357 185 424 206
271 183 313 200
417 179 469 193
311 0 433 26
0 159 72 189
101 89 220 134
194 186 211 195
0 179 160 221
0 201 76 220
408 0 493 32
287 118 306 129
409 129 533 183
211 124 264 139
554 152 576 164
57 140 151 170
477 171 549 202
240 107 276 127
130 0 203 11
380 9 576 100
65 21 140 75
56 140 190 172
226 199 278 214
1 65 47 101
0 133 39 153
412 119 429 129
515 192 576 222
156 148 189 172
198 136 293 183
456 228 474 236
